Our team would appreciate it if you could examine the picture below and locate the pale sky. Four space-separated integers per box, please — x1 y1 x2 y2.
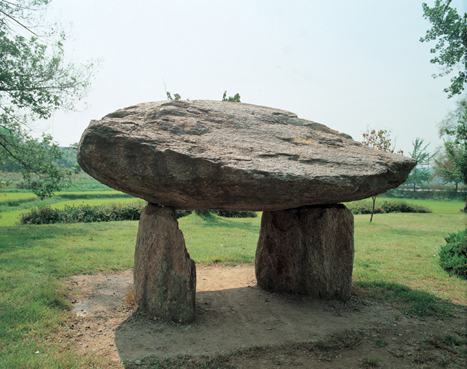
33 0 467 155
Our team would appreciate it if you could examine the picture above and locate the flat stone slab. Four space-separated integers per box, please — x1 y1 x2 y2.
77 100 416 211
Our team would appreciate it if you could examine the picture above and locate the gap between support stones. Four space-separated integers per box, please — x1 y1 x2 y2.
134 203 354 323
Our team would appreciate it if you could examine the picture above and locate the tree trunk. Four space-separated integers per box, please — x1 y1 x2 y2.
370 195 376 222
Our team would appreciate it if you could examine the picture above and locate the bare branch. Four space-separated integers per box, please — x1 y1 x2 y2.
0 7 38 36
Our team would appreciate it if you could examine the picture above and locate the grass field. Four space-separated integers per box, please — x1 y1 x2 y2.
0 190 466 368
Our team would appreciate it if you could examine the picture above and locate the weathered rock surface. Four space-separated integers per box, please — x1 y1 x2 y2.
134 204 196 323
78 100 416 211
255 205 354 300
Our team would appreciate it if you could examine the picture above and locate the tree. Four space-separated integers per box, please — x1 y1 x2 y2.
420 1 467 97
405 138 432 191
438 98 467 210
361 129 403 222
0 0 94 198
433 147 463 192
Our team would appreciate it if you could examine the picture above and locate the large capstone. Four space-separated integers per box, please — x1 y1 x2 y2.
255 205 354 300
77 100 416 211
134 204 196 323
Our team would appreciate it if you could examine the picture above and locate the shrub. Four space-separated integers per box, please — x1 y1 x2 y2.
175 209 193 219
439 228 467 279
15 181 31 190
380 200 431 213
194 209 213 217
58 193 133 200
213 210 257 218
194 209 257 218
19 202 193 225
346 200 432 215
346 201 384 215
20 204 63 224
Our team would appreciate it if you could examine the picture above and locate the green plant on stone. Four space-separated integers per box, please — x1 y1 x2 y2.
222 91 241 102
165 90 241 103
166 91 181 100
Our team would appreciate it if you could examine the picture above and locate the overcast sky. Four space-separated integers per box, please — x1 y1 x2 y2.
34 0 466 155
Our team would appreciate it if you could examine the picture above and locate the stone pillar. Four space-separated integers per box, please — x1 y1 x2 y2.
255 204 354 300
134 203 196 323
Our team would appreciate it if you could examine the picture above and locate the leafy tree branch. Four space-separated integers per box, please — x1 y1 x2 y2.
421 0 467 97
0 0 94 198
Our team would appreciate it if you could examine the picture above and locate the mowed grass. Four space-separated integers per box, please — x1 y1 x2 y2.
180 213 260 264
0 197 466 368
0 221 138 368
352 212 467 313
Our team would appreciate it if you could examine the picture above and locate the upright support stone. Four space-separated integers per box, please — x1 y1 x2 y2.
255 204 354 300
134 203 196 323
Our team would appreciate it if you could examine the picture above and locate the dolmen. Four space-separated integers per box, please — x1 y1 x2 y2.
77 100 416 323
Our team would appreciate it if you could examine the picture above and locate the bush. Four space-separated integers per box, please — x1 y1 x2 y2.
439 228 467 279
58 193 133 200
15 181 32 190
383 188 466 202
346 201 385 215
346 200 432 215
380 200 431 213
213 210 257 218
19 202 193 225
19 202 145 224
194 209 257 218
175 209 193 219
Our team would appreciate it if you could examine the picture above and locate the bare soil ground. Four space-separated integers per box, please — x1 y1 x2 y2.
62 265 467 368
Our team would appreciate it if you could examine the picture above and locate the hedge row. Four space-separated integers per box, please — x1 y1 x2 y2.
19 199 430 225
346 200 432 215
19 203 256 225
194 209 257 218
58 193 133 200
384 188 466 202
19 202 146 225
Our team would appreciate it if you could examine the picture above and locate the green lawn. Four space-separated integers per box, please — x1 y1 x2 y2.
352 212 466 308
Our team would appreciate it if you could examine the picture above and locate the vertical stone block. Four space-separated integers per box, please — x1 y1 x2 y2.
134 203 196 323
255 204 354 300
